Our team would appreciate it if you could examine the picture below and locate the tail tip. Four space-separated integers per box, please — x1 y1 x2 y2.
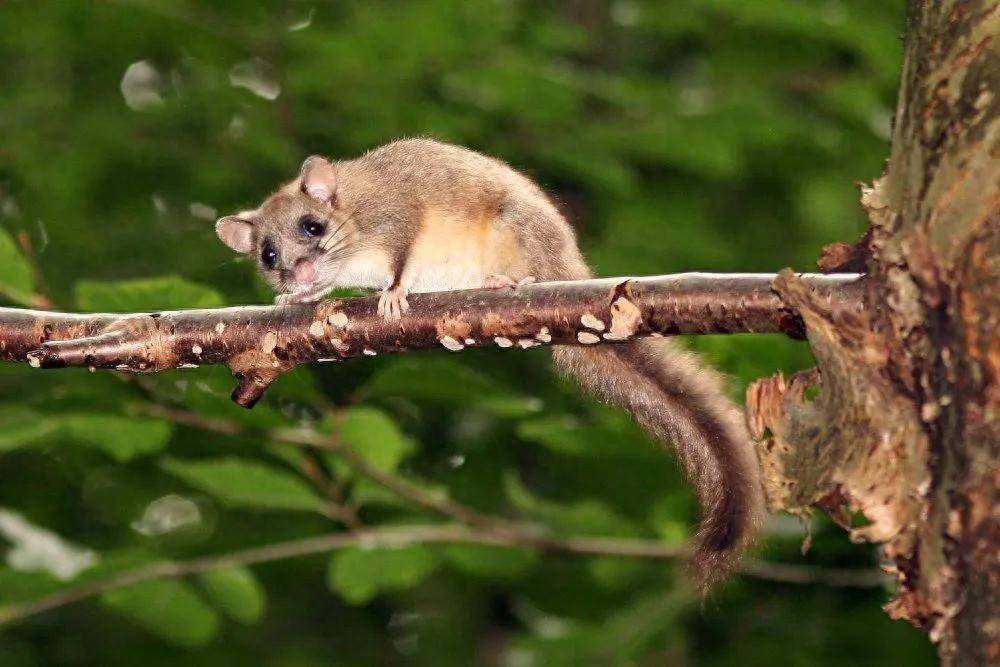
687 500 762 594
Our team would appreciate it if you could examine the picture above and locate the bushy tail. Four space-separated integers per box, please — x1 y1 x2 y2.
552 339 764 591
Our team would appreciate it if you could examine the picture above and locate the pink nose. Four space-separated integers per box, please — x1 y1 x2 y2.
293 258 317 285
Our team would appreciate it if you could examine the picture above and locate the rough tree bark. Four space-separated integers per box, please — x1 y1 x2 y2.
747 2 998 664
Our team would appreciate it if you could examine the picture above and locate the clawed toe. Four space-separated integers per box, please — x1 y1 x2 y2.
276 290 324 306
484 273 517 290
484 274 535 290
378 286 410 321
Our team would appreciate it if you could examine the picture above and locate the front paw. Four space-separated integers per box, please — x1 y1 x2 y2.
377 285 410 321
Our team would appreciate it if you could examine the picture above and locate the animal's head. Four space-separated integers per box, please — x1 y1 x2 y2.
216 156 358 297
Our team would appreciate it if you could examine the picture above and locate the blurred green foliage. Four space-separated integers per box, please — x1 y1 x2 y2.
0 1 935 665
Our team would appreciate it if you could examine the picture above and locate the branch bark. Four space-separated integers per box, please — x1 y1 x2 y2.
747 3 998 663
0 272 862 407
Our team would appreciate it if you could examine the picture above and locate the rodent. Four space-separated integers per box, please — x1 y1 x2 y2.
216 138 764 590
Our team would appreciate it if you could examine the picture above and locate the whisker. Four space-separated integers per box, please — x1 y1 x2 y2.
321 229 369 259
323 239 369 263
320 205 362 252
322 233 352 255
320 218 349 252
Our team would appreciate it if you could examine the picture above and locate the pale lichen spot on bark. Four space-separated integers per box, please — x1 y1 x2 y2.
329 337 349 354
326 312 349 328
261 331 278 353
463 338 475 345
577 331 601 344
27 355 40 368
535 327 552 343
215 322 226 334
581 313 605 331
494 336 513 348
191 344 202 355
517 338 540 349
308 320 325 337
362 348 377 356
440 336 464 351
608 296 643 340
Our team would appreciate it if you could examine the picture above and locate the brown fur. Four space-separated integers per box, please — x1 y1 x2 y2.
217 138 765 588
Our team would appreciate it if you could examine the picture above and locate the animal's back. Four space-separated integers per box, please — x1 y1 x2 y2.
357 139 765 587
343 138 589 281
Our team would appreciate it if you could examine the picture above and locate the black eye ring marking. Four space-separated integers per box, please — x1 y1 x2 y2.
261 239 278 269
299 215 326 238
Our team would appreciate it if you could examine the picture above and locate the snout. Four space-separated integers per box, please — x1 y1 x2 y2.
292 258 317 286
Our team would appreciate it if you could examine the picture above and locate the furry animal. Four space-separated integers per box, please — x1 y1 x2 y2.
217 138 764 590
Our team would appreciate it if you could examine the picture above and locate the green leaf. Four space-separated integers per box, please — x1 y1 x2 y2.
197 566 266 625
361 357 499 404
327 545 439 604
338 407 416 473
586 556 644 590
161 457 326 514
0 567 62 605
503 471 643 537
0 410 171 461
511 590 691 666
75 275 224 311
159 366 290 430
360 357 536 416
348 476 450 511
0 226 36 306
0 407 59 452
441 544 538 580
63 414 171 462
101 579 220 646
516 414 656 458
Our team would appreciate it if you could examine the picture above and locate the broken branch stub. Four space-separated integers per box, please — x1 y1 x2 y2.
747 270 929 546
1 273 863 408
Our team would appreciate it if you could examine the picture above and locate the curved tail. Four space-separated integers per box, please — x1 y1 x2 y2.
552 339 764 591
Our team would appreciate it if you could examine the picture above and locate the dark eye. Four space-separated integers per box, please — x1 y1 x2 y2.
299 215 326 238
260 241 278 269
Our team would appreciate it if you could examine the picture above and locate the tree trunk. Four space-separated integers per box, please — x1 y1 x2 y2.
747 2 998 664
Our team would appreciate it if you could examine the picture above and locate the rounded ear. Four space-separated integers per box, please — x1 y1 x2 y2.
216 214 255 253
299 155 337 205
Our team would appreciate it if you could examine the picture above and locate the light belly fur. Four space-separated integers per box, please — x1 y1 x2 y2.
406 208 528 293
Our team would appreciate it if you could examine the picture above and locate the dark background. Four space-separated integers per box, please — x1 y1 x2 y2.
0 1 935 664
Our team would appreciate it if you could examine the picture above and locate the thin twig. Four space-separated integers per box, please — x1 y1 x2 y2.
0 522 888 626
140 403 508 528
275 425 509 529
0 402 890 626
138 404 889 585
297 450 364 530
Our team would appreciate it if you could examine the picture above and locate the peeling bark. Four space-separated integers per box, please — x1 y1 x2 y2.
0 273 861 407
748 2 998 663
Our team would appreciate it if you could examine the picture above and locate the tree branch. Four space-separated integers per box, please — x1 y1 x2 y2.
0 522 888 627
1 272 862 407
139 402 510 529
